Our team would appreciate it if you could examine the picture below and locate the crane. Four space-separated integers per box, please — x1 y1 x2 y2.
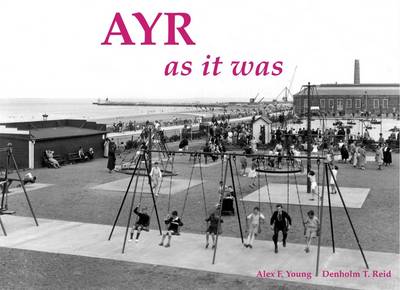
249 92 260 104
273 65 297 102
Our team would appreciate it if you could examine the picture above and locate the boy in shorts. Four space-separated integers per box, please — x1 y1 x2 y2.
304 210 320 253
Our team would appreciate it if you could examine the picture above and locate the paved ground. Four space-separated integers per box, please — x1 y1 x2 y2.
0 141 398 289
0 216 398 290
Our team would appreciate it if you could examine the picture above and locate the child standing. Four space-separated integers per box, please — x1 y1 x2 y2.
330 166 338 194
244 207 265 249
248 165 257 188
240 155 248 176
375 144 384 170
304 210 320 253
205 212 223 249
307 170 318 201
150 162 162 195
159 211 183 247
129 204 150 242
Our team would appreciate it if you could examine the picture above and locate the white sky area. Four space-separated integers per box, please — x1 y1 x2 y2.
0 0 399 102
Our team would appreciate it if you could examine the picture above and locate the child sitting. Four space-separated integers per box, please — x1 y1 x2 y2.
244 206 265 249
304 210 320 253
159 210 183 247
129 204 150 242
205 212 223 249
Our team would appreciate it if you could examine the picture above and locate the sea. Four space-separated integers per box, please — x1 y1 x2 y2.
1 98 399 140
0 98 193 124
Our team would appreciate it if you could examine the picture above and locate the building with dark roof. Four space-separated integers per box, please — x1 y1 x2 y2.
0 119 107 169
293 60 400 117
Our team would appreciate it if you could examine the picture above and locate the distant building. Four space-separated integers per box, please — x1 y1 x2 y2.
293 60 400 117
293 83 400 116
0 119 106 169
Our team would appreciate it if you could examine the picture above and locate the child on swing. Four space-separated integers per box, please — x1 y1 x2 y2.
205 211 223 249
129 204 150 242
307 170 318 201
304 210 320 253
159 210 183 247
244 206 265 249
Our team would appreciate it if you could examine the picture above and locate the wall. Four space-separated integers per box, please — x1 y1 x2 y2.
294 95 400 116
0 134 29 169
34 134 104 168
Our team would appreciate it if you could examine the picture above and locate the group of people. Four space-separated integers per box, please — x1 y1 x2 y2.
127 200 319 255
337 139 393 170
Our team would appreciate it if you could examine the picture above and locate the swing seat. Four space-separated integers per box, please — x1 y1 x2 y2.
221 197 235 216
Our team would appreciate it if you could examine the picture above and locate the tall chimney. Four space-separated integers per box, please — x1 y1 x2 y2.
354 59 360 84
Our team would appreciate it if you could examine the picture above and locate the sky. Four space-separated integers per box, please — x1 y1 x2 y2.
0 0 399 102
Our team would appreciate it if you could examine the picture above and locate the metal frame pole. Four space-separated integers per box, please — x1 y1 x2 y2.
9 146 38 226
325 163 335 253
315 161 326 277
307 82 312 193
212 157 229 264
228 156 244 243
143 152 162 235
122 166 141 253
108 152 142 240
0 216 6 236
327 164 369 269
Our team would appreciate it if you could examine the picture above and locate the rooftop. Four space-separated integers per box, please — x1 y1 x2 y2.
30 126 105 140
0 119 107 140
294 83 400 97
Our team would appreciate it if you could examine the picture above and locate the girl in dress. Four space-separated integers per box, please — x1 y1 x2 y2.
375 144 384 170
307 170 318 201
248 165 257 188
330 166 338 194
149 162 162 195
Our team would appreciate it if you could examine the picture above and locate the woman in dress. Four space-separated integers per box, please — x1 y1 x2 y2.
383 144 392 166
107 141 117 173
375 144 384 170
340 142 349 163
103 138 110 158
358 145 366 170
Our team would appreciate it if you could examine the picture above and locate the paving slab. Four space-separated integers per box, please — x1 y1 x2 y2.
7 183 53 197
242 183 370 208
91 178 203 196
0 216 397 290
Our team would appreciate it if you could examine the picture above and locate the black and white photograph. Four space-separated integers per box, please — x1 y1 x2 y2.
0 0 399 289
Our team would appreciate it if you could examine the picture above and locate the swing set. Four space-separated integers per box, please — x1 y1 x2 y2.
107 149 245 264
107 149 369 272
0 143 39 236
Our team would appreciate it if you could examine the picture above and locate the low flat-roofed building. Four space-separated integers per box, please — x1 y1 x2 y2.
0 119 106 169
